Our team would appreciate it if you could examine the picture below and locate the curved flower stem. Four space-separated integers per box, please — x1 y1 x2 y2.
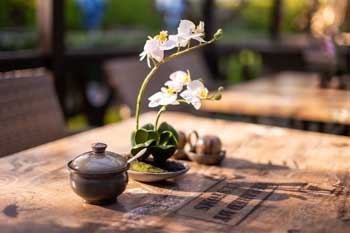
153 100 189 130
154 105 167 130
177 99 188 104
161 38 216 64
135 37 217 130
135 64 160 130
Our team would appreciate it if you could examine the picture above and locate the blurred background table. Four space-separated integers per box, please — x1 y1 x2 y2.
0 112 349 233
202 72 350 135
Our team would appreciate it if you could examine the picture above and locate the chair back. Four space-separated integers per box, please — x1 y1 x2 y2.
0 70 66 157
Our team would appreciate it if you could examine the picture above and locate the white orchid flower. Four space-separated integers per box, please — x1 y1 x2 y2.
180 80 208 110
140 31 177 68
164 70 191 92
194 21 205 34
139 36 164 68
156 31 177 50
148 87 179 108
173 20 206 47
168 34 189 48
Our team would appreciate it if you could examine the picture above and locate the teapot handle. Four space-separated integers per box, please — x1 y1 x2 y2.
187 130 199 153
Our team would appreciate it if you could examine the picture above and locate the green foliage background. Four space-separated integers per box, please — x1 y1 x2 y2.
65 0 162 30
0 0 162 30
0 0 36 28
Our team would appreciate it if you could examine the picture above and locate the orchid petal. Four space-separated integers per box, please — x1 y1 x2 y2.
188 80 205 91
160 39 177 50
192 98 201 110
151 48 164 62
180 90 193 100
139 51 147 61
178 20 195 35
146 55 151 68
165 80 183 92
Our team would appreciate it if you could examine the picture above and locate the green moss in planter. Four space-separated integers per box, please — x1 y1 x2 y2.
129 160 167 173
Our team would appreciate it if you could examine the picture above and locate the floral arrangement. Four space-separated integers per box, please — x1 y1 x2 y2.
131 19 223 167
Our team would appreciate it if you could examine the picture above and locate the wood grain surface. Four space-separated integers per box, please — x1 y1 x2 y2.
202 72 350 124
0 112 349 233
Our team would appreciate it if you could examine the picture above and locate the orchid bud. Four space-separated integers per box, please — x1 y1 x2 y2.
212 92 222 101
210 86 224 101
214 29 223 40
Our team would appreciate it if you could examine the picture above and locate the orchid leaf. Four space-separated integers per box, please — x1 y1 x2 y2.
131 123 155 146
131 139 155 154
134 128 149 144
130 122 179 164
149 145 177 164
147 131 160 144
142 123 154 131
159 130 177 146
158 122 179 143
159 131 171 145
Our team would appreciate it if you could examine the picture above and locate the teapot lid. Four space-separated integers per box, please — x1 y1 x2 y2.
68 143 128 174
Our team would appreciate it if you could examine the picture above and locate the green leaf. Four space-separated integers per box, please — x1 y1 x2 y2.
150 145 177 164
147 130 160 144
167 133 178 146
130 123 178 163
158 122 179 143
131 123 155 146
159 131 171 145
159 130 178 146
134 129 149 144
131 139 154 154
131 131 136 146
141 123 154 131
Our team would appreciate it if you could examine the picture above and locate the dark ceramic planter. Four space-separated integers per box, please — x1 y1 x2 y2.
67 162 129 205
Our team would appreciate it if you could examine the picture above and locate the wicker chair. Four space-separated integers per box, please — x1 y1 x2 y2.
105 52 213 116
0 70 66 157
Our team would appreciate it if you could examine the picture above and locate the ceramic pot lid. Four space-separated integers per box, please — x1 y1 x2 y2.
69 143 127 174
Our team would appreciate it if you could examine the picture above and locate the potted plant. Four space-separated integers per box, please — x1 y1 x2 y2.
128 19 224 182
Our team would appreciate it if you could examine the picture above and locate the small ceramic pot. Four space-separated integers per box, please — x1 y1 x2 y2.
173 131 188 160
67 143 129 205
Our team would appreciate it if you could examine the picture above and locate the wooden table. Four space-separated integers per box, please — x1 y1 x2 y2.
1 112 349 233
202 72 350 125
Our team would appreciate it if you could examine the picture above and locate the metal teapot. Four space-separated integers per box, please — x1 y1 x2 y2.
187 131 225 165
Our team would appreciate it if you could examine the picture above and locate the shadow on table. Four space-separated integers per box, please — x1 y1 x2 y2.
221 156 290 171
100 182 306 217
0 221 166 233
120 157 302 203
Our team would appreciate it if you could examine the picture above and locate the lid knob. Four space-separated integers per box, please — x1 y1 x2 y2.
92 143 107 153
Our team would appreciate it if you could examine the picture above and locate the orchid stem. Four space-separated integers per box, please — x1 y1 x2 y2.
154 105 167 130
135 64 160 130
135 37 217 130
177 99 188 104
